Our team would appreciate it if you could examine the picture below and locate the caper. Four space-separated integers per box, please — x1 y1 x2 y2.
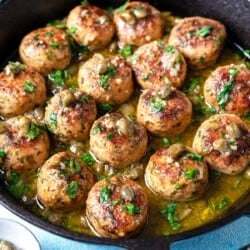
167 144 186 159
120 11 136 25
225 123 241 139
133 7 148 19
120 184 135 201
61 90 75 106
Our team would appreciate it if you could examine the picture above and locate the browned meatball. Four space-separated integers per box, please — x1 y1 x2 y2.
0 116 50 171
19 26 71 75
0 62 46 118
37 151 94 210
193 114 250 174
168 16 226 69
66 4 115 50
90 112 148 169
130 41 187 89
44 89 97 142
204 64 250 115
86 176 148 238
145 144 208 201
78 53 133 104
113 1 164 46
137 86 192 137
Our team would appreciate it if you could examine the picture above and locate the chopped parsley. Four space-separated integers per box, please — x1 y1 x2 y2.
184 153 203 161
182 77 200 94
7 61 26 74
48 69 70 86
166 45 175 54
100 187 111 203
150 97 166 112
81 153 95 166
99 65 116 90
92 126 101 134
82 96 90 103
161 203 181 230
163 138 171 147
49 113 57 131
81 0 88 4
107 133 114 140
209 197 229 210
98 103 113 115
118 45 134 58
49 41 60 49
28 122 41 139
217 67 239 109
122 203 140 215
0 150 6 159
194 25 213 37
46 20 66 29
24 80 36 93
64 158 81 174
184 168 199 180
66 181 78 199
67 26 77 34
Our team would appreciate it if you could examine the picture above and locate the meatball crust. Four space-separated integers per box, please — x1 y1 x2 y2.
45 89 97 142
204 64 250 115
145 144 208 201
19 26 71 75
90 112 148 169
168 16 226 69
0 116 50 171
0 62 46 118
193 114 250 174
86 176 148 238
137 86 192 137
113 1 164 46
66 4 115 50
130 41 187 89
37 151 94 210
78 53 133 104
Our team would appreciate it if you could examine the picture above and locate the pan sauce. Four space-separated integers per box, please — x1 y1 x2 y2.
1 6 250 237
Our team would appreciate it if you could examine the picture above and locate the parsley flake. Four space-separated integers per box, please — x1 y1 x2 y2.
66 181 78 199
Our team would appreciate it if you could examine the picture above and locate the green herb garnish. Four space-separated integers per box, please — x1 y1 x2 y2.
49 41 60 49
184 153 203 161
28 122 41 139
107 133 114 140
82 96 90 103
98 103 113 115
49 113 57 131
194 25 213 37
163 138 171 147
161 204 181 230
118 45 134 58
150 97 166 112
48 69 70 86
184 168 199 180
166 45 175 54
99 65 116 90
100 187 111 203
24 80 35 93
66 181 78 199
81 153 95 166
182 78 200 94
64 158 81 174
123 203 140 215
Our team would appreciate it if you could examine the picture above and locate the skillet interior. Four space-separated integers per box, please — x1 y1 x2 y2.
0 0 249 249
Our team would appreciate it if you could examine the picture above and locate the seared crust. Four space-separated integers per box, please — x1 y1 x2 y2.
204 64 250 115
169 16 226 69
193 114 250 174
0 62 46 118
90 112 148 169
19 26 71 75
137 86 192 137
44 89 97 142
0 116 50 171
37 151 94 210
113 1 164 46
86 176 148 238
145 145 208 201
130 40 187 89
66 4 115 50
78 53 133 104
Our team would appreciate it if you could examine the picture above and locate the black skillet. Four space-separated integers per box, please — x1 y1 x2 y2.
0 0 249 249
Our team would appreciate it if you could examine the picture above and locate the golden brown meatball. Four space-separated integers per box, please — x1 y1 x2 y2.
145 144 208 201
37 151 94 210
137 86 192 137
113 1 164 46
66 4 115 50
86 176 148 238
78 53 133 104
0 62 46 118
0 116 50 171
130 41 187 89
193 114 250 174
44 89 97 142
19 26 71 75
204 64 250 115
90 112 148 169
168 16 226 69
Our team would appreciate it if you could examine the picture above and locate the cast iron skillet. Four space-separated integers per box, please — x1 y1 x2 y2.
0 0 249 249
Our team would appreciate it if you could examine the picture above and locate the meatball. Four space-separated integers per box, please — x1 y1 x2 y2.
204 64 250 115
90 112 148 169
145 144 208 201
130 41 187 89
113 1 164 46
44 89 97 142
168 16 226 69
37 151 94 210
19 26 71 75
86 176 148 238
137 86 192 137
66 3 115 50
193 114 250 174
78 53 133 104
0 62 46 118
0 116 50 171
